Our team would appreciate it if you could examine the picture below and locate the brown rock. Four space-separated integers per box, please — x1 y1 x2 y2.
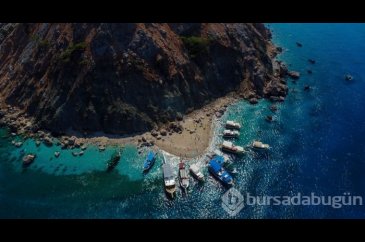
288 71 300 79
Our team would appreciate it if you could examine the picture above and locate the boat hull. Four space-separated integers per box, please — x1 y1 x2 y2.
208 166 233 187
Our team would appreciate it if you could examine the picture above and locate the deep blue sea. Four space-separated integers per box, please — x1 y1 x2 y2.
1 23 365 218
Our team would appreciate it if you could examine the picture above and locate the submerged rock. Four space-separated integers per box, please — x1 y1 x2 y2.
308 59 316 64
296 42 303 47
270 105 278 112
23 154 36 167
265 115 273 122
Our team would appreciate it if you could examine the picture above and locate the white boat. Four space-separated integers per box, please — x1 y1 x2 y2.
221 141 245 155
225 120 241 130
189 163 204 181
252 141 270 150
54 152 60 158
162 155 176 198
223 129 240 138
179 161 189 191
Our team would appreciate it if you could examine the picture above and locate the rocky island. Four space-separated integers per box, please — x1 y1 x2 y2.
0 23 289 157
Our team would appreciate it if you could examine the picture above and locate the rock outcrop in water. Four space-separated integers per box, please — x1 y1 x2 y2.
0 23 287 135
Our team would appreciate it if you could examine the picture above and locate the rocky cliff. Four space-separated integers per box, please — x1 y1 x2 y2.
0 23 287 135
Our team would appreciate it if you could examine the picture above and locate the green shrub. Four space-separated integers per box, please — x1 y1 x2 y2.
181 36 210 58
59 42 87 63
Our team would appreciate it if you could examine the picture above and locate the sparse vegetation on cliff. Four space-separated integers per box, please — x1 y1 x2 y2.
180 36 210 58
59 42 87 63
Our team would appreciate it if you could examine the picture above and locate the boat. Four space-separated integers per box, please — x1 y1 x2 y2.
344 74 353 81
208 158 233 186
221 141 245 155
143 151 156 173
99 144 106 152
162 155 176 198
189 163 204 181
252 141 270 150
54 151 60 158
106 150 122 172
81 145 88 151
79 151 84 156
225 120 241 130
213 149 231 163
22 154 36 167
223 129 240 138
72 151 78 157
178 160 189 191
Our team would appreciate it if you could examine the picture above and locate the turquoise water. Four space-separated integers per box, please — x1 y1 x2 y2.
1 24 365 218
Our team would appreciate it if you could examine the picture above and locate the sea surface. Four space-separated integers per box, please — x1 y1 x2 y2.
1 23 365 218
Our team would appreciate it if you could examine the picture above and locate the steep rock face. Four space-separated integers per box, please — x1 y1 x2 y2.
0 23 286 135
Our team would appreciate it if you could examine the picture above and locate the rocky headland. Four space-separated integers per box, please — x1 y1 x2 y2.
0 23 292 157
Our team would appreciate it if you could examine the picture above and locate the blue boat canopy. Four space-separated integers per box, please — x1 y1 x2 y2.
146 151 155 161
211 155 225 165
209 159 222 173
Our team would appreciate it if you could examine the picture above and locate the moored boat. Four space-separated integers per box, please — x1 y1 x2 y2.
221 141 245 155
54 151 60 158
252 141 270 150
208 158 233 186
99 144 106 152
223 129 240 138
189 163 204 181
162 155 176 198
225 120 241 130
143 151 156 173
178 160 189 191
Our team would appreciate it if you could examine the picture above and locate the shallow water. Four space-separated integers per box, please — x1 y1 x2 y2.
0 23 365 218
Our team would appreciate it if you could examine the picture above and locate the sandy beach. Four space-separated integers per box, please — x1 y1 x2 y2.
73 93 239 158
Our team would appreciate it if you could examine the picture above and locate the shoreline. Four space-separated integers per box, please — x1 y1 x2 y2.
69 93 238 158
0 33 288 159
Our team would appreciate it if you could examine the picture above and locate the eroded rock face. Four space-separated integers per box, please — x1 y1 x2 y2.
0 23 286 135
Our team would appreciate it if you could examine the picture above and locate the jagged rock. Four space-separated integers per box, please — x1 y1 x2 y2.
43 137 53 147
141 136 147 142
151 130 158 137
288 71 300 79
176 112 183 121
160 129 167 136
249 98 258 104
